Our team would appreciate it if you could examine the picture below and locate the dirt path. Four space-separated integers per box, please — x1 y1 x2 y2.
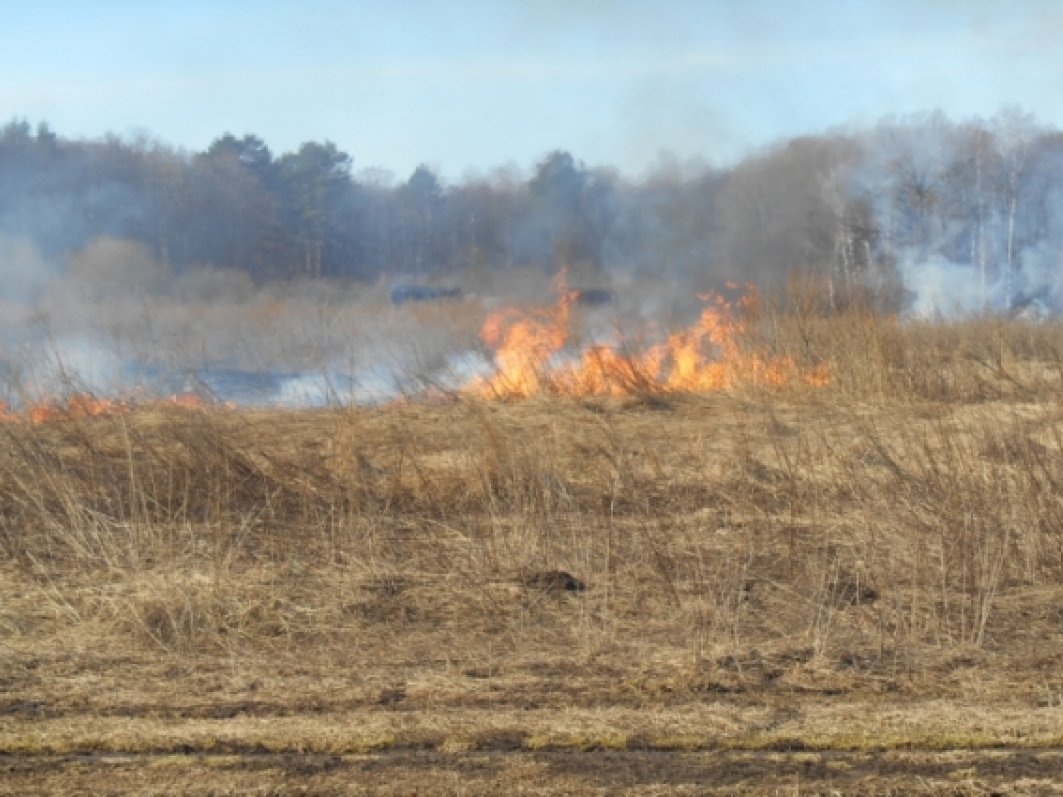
4 748 1063 795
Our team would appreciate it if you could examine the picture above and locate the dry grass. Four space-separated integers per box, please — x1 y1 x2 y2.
4 309 1063 793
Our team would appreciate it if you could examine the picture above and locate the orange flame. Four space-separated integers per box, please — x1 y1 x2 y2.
467 279 830 399
468 269 577 398
25 394 126 424
0 391 231 424
167 392 210 410
0 400 18 423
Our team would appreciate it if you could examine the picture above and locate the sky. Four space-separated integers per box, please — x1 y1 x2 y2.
3 0 1063 180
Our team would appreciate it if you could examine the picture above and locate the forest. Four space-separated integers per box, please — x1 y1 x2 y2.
2 107 1062 317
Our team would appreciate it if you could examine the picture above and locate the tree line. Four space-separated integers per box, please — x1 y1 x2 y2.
3 108 1062 312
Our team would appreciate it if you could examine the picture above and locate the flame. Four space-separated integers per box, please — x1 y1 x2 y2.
803 362 833 387
168 392 210 410
0 391 230 424
1 276 831 416
24 394 125 424
67 393 124 418
467 279 830 399
468 269 577 398
0 400 18 423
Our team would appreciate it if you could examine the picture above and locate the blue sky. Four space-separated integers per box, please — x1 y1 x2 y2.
3 0 1063 180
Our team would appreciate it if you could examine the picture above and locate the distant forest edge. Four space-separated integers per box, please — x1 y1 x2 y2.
3 108 1063 314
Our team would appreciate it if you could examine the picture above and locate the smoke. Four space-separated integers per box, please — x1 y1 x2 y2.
30 335 126 396
0 234 54 303
898 255 996 318
899 245 1063 320
852 109 1063 317
0 230 490 406
1016 241 1063 311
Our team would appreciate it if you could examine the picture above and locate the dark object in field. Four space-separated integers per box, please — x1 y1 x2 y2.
522 570 587 593
833 577 878 606
376 686 406 706
390 285 462 304
572 288 615 306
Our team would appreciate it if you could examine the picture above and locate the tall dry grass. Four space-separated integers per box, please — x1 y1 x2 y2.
2 306 1063 692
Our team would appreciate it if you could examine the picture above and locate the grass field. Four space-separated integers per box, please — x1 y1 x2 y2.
4 308 1063 794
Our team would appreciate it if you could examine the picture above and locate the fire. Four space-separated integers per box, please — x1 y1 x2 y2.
803 362 832 388
0 400 18 423
168 392 210 410
469 270 576 398
0 276 831 416
467 278 830 399
0 391 230 424
23 394 123 424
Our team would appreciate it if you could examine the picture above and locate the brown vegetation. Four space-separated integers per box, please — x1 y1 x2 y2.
4 308 1063 793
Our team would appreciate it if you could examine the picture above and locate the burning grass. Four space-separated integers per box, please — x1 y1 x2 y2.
0 391 227 424
4 309 1063 793
467 274 831 399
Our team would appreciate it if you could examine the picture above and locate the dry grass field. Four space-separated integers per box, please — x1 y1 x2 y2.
5 308 1063 794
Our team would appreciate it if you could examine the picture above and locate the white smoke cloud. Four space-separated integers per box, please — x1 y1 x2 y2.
898 256 988 318
21 334 126 397
0 234 54 304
